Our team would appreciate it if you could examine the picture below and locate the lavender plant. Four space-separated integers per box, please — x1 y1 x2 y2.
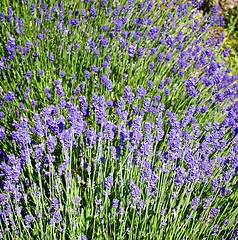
0 0 238 239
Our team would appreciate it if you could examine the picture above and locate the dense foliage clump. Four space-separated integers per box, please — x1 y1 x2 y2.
0 0 238 239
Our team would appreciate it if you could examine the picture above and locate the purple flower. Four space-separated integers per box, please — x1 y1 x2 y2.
12 118 31 146
143 98 151 112
23 92 28 99
94 49 99 56
122 31 128 39
123 73 128 80
0 12 5 24
68 18 79 26
116 20 123 32
59 128 74 149
100 38 108 47
0 127 5 139
51 211 62 224
157 52 164 62
159 81 164 90
90 40 96 49
190 196 200 210
55 80 65 97
119 207 124 215
137 47 144 58
0 61 4 71
47 135 57 153
92 65 98 73
210 207 220 219
94 196 102 206
0 112 5 118
24 215 33 228
44 88 51 100
51 197 59 210
211 224 219 236
107 100 113 107
8 37 16 48
102 25 108 31
164 88 170 96
150 48 157 55
211 178 220 192
37 33 43 41
112 199 119 208
166 53 172 62
103 122 116 141
101 74 108 84
34 143 44 161
101 61 109 68
90 5 97 18
136 85 147 98
6 7 13 22
84 70 90 79
49 52 54 63
224 218 230 226
129 179 141 200
38 69 44 76
174 167 186 185
166 36 175 48
100 74 113 92
148 26 159 39
128 44 136 58
132 105 138 115
60 71 66 78
71 74 76 82
0 193 7 205
4 91 15 101
149 62 155 72
32 100 37 108
104 175 113 189
148 80 154 89
121 40 127 49
85 127 97 145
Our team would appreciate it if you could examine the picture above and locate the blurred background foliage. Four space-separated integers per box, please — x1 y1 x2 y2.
181 0 238 74
201 0 238 74
223 4 238 74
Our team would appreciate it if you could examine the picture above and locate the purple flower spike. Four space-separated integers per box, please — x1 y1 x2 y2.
104 175 113 189
60 71 66 78
112 199 119 208
128 44 136 58
0 126 5 139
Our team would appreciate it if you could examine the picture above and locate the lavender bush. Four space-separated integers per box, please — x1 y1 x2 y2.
0 0 238 239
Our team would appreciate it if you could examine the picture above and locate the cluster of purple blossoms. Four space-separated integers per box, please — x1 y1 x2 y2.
0 0 238 239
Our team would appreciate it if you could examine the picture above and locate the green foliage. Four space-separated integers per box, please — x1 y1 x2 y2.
223 5 238 74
